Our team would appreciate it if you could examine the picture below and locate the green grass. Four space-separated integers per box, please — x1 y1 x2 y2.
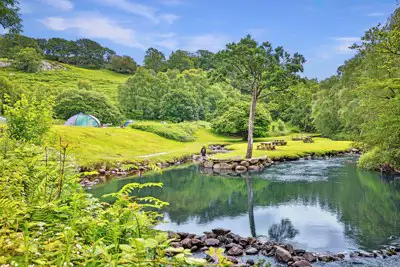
130 121 209 142
214 134 352 160
0 62 129 102
52 125 235 168
52 125 351 168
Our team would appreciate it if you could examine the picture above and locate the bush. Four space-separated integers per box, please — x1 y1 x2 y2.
4 94 53 144
14 47 42 73
211 100 271 139
77 79 93 90
55 88 123 125
269 119 290 136
131 121 206 142
109 55 137 74
160 89 199 122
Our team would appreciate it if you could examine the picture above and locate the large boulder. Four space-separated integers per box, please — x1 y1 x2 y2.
245 247 259 255
248 165 260 171
303 252 316 262
249 159 259 165
204 161 214 168
181 238 192 248
275 246 292 263
227 246 244 256
205 238 220 247
240 161 250 167
213 163 233 170
191 238 204 247
235 165 247 172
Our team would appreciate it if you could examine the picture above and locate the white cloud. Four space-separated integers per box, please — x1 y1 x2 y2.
160 13 180 24
332 37 359 54
97 0 180 24
39 0 74 11
41 14 145 49
366 12 385 17
155 39 179 50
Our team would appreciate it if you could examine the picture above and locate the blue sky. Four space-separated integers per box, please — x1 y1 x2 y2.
14 0 396 79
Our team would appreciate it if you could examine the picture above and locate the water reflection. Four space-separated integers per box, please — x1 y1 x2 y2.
91 157 400 252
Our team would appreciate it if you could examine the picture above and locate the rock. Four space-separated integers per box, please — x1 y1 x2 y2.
205 238 220 247
246 259 255 265
226 243 243 249
275 246 292 263
249 158 259 165
247 165 259 171
213 163 233 170
318 255 333 262
245 247 258 255
217 235 227 243
190 246 198 252
235 165 247 172
227 246 244 256
177 232 189 239
181 238 192 249
387 249 396 256
292 260 312 267
204 161 214 168
359 251 374 257
336 253 345 259
200 246 209 252
99 169 106 174
171 242 181 248
295 249 306 255
212 228 231 236
191 238 204 247
285 244 295 255
239 238 248 247
227 256 238 264
303 252 316 262
240 161 250 167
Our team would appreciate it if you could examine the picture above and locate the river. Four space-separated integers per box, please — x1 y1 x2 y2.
91 156 400 265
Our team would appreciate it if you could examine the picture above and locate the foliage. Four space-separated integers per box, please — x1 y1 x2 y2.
108 55 137 74
0 34 42 58
13 47 42 73
0 76 21 114
54 88 123 125
143 47 166 72
212 100 271 139
217 34 305 158
131 121 208 142
4 93 53 143
167 50 195 71
160 89 199 122
77 79 93 90
269 119 289 136
0 0 22 34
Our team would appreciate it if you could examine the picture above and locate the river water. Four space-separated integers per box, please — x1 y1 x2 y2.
91 157 400 263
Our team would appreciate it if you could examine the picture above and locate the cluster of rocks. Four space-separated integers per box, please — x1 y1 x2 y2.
201 157 274 173
208 144 230 154
166 229 400 266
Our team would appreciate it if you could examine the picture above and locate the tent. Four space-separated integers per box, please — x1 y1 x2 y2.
123 120 134 127
64 113 101 127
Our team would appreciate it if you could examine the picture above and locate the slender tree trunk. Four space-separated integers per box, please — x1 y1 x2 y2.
246 89 257 159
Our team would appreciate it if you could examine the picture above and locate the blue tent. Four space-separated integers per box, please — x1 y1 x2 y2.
64 113 101 127
123 120 134 127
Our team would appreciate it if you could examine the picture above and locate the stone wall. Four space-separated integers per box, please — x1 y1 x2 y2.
201 157 273 173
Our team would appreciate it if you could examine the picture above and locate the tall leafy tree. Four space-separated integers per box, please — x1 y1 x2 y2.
167 50 195 71
143 48 166 72
109 55 137 74
0 0 22 34
218 35 305 158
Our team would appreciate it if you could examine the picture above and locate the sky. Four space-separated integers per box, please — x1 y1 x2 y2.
14 0 397 80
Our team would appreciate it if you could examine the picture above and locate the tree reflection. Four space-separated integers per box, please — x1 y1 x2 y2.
245 176 256 237
268 218 299 242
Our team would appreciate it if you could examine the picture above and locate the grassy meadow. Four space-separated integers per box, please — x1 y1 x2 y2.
52 122 351 168
0 63 128 102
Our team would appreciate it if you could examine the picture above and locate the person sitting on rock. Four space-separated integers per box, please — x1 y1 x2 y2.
200 146 207 159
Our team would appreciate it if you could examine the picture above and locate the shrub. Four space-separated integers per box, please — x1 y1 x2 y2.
131 121 206 142
211 100 271 139
269 119 290 136
14 47 42 73
4 94 53 144
77 79 93 90
55 88 123 125
160 89 199 122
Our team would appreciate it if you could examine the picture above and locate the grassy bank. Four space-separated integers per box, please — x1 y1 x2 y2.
0 64 128 102
52 124 352 169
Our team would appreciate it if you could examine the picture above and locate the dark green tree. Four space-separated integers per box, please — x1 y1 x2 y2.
160 89 199 122
109 55 137 74
14 47 42 73
167 50 195 71
143 48 166 72
0 0 22 34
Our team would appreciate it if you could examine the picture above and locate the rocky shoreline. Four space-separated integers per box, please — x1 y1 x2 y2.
79 147 360 187
166 228 400 266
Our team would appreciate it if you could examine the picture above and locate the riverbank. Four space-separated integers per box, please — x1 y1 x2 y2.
165 228 400 266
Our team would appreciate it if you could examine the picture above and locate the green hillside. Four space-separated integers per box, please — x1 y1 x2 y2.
0 62 129 102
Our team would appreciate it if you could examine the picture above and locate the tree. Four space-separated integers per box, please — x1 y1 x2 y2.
14 47 42 73
167 50 195 71
0 34 42 58
75 38 106 68
0 76 21 114
193 50 216 70
218 35 305 158
211 100 271 139
160 89 199 122
144 48 166 72
109 55 137 74
55 89 122 125
0 0 22 34
4 94 53 144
